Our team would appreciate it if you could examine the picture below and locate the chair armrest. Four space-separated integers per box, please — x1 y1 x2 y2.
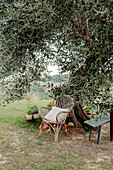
39 107 52 115
56 110 70 123
68 103 74 112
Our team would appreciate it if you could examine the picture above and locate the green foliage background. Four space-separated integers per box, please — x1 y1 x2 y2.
0 0 112 114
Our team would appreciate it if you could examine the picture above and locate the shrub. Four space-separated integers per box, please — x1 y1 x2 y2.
27 105 38 115
46 101 52 107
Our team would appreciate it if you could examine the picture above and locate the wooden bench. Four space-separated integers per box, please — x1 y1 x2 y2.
84 115 110 144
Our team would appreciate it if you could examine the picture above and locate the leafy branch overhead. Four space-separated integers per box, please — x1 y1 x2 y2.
0 0 112 111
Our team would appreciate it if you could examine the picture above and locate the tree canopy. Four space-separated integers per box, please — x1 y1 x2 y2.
0 0 113 113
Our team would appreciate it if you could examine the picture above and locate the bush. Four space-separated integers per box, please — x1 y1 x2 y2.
17 116 42 129
85 108 91 114
46 101 52 107
27 105 38 115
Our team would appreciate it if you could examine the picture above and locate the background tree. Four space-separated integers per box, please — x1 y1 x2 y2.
0 0 112 124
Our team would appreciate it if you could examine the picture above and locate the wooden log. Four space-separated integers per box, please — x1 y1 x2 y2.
110 106 113 141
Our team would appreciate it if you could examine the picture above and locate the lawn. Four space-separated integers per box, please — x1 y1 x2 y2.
0 99 113 170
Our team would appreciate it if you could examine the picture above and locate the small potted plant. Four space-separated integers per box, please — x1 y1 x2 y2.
26 105 39 120
32 105 39 119
26 107 33 120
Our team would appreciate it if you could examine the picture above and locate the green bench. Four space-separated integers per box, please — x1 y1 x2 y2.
84 115 110 144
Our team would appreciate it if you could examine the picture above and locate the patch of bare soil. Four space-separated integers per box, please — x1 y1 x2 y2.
0 123 113 170
66 123 113 169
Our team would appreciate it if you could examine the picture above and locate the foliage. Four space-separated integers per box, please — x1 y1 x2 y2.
46 101 52 107
26 105 38 115
84 108 92 114
18 116 42 128
0 0 112 114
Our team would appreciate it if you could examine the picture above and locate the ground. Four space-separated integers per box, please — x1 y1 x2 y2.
0 99 113 170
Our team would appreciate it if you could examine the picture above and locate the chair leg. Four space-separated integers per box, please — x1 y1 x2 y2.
55 124 62 142
50 126 53 132
49 123 55 132
55 125 59 142
38 122 43 136
64 123 68 135
39 129 42 136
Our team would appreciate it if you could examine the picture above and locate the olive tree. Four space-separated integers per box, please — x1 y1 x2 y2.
0 0 112 123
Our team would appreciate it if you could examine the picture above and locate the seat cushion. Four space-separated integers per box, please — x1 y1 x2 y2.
43 106 69 123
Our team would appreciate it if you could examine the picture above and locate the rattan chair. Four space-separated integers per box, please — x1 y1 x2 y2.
39 95 74 141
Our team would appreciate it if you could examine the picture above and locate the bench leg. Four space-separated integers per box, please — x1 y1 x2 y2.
97 125 101 144
89 127 92 141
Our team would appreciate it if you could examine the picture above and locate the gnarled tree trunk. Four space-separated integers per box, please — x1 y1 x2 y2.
66 103 90 128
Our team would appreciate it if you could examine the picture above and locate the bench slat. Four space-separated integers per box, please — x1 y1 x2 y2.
84 115 110 128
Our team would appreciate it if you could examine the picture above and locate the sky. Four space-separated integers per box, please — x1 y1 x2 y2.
48 65 59 76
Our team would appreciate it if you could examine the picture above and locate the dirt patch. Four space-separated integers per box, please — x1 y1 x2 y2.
0 122 113 170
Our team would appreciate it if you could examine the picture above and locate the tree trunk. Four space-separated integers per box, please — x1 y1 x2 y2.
74 104 90 127
66 103 90 128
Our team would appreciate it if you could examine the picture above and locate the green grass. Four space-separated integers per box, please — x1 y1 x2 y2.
100 160 113 169
0 99 113 170
0 99 48 125
0 99 48 115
